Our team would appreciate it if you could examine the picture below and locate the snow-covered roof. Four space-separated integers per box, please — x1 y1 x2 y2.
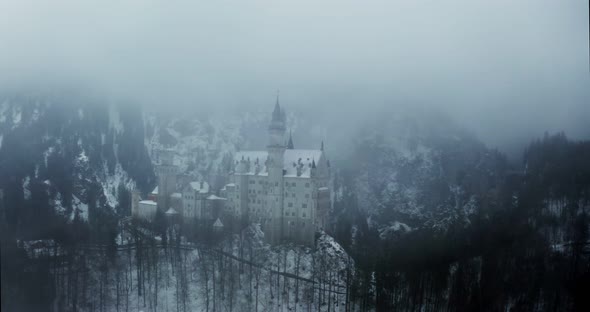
171 192 182 199
206 194 226 200
165 207 179 215
234 149 323 178
213 218 224 228
188 181 209 193
318 187 329 191
139 200 157 206
151 186 158 195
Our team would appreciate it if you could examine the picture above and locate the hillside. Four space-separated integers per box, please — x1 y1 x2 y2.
0 95 155 239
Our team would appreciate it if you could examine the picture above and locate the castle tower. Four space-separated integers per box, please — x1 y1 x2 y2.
156 149 177 212
266 94 286 244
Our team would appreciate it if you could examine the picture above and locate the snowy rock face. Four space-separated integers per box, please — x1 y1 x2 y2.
339 107 508 234
0 95 155 230
143 111 243 181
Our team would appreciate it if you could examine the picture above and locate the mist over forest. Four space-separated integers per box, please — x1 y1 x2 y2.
1 1 589 311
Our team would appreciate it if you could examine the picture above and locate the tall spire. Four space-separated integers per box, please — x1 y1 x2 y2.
320 141 324 151
287 130 294 149
268 91 286 146
272 90 282 122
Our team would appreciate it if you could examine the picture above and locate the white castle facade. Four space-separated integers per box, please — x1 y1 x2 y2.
224 100 331 245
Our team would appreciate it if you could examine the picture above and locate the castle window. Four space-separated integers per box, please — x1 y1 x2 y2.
292 182 296 187
305 183 310 188
303 213 306 217
288 203 293 207
292 193 295 198
285 212 289 216
302 204 307 208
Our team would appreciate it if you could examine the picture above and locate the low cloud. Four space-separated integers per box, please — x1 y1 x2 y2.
0 0 588 151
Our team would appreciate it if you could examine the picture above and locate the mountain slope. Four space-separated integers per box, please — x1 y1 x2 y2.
0 94 155 238
334 106 509 237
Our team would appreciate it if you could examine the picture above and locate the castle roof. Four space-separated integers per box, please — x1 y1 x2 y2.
213 218 224 228
234 149 323 178
206 194 226 200
165 207 179 215
187 181 209 193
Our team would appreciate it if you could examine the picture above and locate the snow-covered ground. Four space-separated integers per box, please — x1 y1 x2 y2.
52 225 354 312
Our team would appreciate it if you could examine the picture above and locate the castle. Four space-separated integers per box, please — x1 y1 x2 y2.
133 98 331 246
224 98 331 245
131 150 226 227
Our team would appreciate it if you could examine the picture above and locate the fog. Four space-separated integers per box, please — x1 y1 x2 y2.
1 0 588 153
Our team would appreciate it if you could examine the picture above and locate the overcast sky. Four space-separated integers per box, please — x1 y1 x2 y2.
0 0 588 151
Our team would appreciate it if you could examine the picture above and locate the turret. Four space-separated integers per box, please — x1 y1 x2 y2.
266 94 286 244
267 93 286 177
268 94 286 147
287 130 294 149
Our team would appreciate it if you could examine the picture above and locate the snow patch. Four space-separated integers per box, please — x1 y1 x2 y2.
44 147 55 168
379 221 412 239
23 176 31 200
53 192 65 215
77 149 88 164
101 162 136 209
12 106 22 125
109 104 124 133
71 195 88 221
32 107 40 122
